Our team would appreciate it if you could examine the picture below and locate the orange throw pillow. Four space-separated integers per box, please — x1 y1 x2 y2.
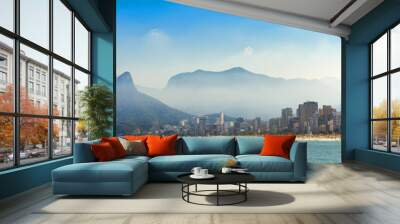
91 142 117 161
101 137 127 158
260 135 296 159
147 135 178 157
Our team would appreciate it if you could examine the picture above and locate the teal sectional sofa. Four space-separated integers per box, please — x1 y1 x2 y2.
52 136 307 196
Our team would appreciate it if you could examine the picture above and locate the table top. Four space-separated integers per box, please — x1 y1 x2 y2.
177 172 255 185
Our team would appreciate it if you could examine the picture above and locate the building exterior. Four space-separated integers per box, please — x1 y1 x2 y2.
281 107 293 131
297 101 319 133
0 41 75 152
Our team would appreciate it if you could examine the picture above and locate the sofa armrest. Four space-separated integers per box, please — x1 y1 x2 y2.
73 140 100 163
290 142 307 181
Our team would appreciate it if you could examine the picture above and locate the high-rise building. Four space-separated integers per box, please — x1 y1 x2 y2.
195 116 208 136
319 105 336 133
281 107 293 131
297 101 319 133
268 118 281 134
253 117 262 133
219 112 224 126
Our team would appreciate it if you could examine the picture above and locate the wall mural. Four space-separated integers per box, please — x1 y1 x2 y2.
116 0 342 163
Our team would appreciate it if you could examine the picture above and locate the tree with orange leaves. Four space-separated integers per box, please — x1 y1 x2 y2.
0 84 59 152
0 85 14 150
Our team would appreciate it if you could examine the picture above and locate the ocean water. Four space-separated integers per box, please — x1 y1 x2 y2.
305 140 341 164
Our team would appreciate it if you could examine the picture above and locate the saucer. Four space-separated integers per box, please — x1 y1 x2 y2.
190 174 215 179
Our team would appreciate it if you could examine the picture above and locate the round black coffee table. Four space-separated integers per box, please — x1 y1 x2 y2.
177 173 255 206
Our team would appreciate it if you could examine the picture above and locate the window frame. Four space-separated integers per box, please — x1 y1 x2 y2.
0 0 92 171
370 21 400 153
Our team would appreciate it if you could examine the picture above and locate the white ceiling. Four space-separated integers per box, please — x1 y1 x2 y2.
169 0 384 38
229 0 352 22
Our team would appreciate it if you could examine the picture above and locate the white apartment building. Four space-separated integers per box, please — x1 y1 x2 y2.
0 41 76 149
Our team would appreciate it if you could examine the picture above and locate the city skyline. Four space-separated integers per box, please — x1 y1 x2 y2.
119 97 341 136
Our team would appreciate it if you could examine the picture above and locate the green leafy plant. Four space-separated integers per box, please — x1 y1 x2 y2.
79 84 113 140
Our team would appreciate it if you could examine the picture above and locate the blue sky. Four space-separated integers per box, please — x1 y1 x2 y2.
117 0 341 89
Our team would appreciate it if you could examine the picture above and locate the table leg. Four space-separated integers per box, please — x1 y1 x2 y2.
217 184 219 206
195 184 198 192
181 184 183 199
245 183 247 201
187 184 190 202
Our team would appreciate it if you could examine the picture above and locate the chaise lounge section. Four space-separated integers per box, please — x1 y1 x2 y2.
52 140 149 196
52 136 307 196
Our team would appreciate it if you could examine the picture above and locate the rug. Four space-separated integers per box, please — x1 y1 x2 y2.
37 183 362 214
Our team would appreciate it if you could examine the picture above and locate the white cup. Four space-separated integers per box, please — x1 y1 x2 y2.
191 167 202 176
200 169 208 176
221 167 232 174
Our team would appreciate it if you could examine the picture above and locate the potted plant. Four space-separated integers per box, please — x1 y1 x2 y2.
79 84 113 140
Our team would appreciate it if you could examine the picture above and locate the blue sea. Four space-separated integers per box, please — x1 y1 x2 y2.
306 141 341 164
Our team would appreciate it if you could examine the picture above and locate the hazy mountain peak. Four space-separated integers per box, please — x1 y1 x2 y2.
118 71 133 83
225 66 248 73
118 71 136 91
193 69 206 73
193 67 249 74
166 66 273 89
117 71 190 135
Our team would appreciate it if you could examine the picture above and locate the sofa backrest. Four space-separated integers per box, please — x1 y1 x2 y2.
74 139 100 163
235 136 264 155
74 136 300 160
178 136 236 155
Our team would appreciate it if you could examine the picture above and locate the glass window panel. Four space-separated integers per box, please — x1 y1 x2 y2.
0 116 14 170
0 34 14 112
74 69 89 118
75 120 88 143
53 0 72 60
372 33 387 76
20 0 49 49
20 44 49 115
391 120 400 153
392 24 400 70
372 121 388 151
53 119 72 157
74 18 89 70
20 117 49 165
53 59 72 117
372 77 387 119
391 72 400 117
0 0 14 31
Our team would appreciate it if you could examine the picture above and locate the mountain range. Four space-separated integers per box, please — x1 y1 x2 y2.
138 67 340 118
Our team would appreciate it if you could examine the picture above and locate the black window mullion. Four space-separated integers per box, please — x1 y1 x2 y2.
388 30 391 152
370 45 373 149
48 0 54 160
88 30 91 75
71 10 76 154
13 0 20 167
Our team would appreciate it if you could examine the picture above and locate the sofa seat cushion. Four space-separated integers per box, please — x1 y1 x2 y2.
53 159 147 183
236 155 293 172
117 155 150 162
149 154 235 172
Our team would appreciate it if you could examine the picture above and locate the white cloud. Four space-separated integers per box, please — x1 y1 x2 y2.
146 28 170 44
243 46 254 56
